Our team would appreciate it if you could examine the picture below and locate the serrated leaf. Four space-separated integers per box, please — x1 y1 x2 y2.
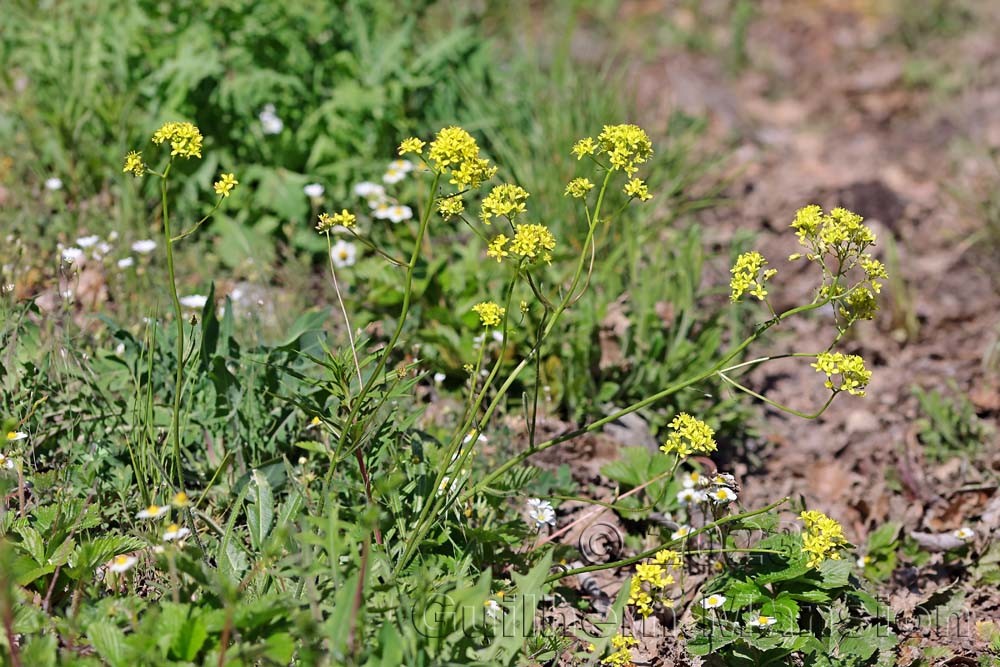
87 621 128 667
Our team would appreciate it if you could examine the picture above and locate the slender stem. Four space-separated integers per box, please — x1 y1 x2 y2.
717 372 837 419
160 162 185 487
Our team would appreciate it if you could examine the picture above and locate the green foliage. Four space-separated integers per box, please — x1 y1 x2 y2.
912 384 989 462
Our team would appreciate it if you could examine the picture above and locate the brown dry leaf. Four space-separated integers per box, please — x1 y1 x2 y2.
598 295 630 372
909 530 968 552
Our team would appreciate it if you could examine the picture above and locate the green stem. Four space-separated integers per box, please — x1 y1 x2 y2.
160 162 185 487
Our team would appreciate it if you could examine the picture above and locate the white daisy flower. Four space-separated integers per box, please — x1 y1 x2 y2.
677 488 705 506
700 594 726 609
163 523 191 541
382 168 405 185
136 504 169 519
388 159 414 173
433 372 446 384
711 473 736 488
131 239 157 254
62 247 84 263
330 240 357 268
179 294 208 309
386 205 413 223
671 525 691 540
484 599 501 620
6 431 27 442
856 555 871 568
747 614 776 628
953 527 975 541
682 471 703 488
259 104 284 135
354 181 386 199
0 453 15 470
303 183 325 198
117 257 135 269
45 177 63 191
94 242 113 259
372 202 392 219
710 487 737 504
526 498 556 529
108 555 138 573
76 235 100 248
463 430 487 445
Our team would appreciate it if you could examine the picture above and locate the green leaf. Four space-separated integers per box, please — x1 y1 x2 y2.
866 521 901 554
170 614 208 662
87 621 128 667
246 469 275 551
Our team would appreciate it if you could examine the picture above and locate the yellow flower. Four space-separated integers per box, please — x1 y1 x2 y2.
623 178 651 201
601 633 638 667
438 196 465 220
597 124 653 176
151 121 203 159
509 223 556 263
659 413 716 457
398 137 425 155
122 151 145 177
729 251 777 302
481 184 529 224
811 352 871 397
427 126 496 189
571 137 596 159
487 235 510 263
171 492 189 507
472 301 505 327
564 177 595 198
317 209 357 232
213 173 238 197
800 510 848 568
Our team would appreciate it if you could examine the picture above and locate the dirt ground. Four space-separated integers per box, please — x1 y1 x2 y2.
544 2 1000 663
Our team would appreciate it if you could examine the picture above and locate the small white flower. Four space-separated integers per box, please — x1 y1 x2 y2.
61 289 74 301
6 431 27 442
387 205 413 223
1 284 14 294
303 183 325 198
389 159 414 173
710 487 737 504
711 473 736 488
354 181 386 199
131 239 157 254
179 294 208 309
94 242 113 259
671 525 691 540
953 527 975 542
433 372 446 384
383 168 405 185
491 330 504 344
700 594 726 609
117 257 135 269
163 523 191 541
463 430 487 445
747 614 776 628
0 453 15 470
856 555 871 568
526 498 556 529
108 555 138 573
677 488 705 506
136 504 169 519
45 177 63 191
372 202 392 219
330 240 357 268
259 104 284 135
62 247 84 263
76 235 100 248
682 471 703 489
484 599 501 620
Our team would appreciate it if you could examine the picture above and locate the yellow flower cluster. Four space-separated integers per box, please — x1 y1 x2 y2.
123 151 145 177
213 173 238 197
509 223 555 263
472 301 505 327
792 205 878 262
729 251 777 302
627 549 683 618
317 209 357 232
427 126 496 189
571 137 596 159
564 177 594 198
398 137 425 155
438 196 465 220
481 184 529 224
659 413 717 458
487 234 510 262
597 124 653 176
601 633 638 667
151 121 204 159
799 510 848 568
811 352 871 397
624 178 652 201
